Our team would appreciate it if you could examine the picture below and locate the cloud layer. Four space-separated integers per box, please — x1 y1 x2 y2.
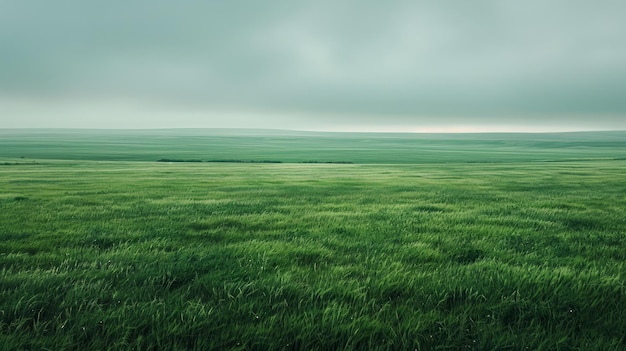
1 1 625 130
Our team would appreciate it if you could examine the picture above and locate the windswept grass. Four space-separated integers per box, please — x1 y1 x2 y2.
1 159 625 350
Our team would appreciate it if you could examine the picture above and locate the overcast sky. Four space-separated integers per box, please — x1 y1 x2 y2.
1 1 625 132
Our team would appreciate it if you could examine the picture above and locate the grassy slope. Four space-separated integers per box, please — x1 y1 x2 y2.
1 159 625 350
1 129 625 163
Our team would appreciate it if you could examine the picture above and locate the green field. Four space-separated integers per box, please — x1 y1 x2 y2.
1 130 626 350
2 129 626 163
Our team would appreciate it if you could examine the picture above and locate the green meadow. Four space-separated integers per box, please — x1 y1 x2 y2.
1 129 625 350
2 129 626 163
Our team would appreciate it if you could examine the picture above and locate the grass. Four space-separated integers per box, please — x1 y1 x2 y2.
1 129 626 350
1 128 626 163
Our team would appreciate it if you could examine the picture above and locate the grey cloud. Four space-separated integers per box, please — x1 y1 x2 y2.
1 0 625 129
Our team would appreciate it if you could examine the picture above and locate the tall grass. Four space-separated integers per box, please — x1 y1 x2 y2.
1 160 625 350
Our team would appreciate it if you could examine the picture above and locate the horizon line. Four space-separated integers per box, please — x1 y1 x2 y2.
1 127 625 134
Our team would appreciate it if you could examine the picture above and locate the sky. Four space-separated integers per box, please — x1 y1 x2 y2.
1 1 625 132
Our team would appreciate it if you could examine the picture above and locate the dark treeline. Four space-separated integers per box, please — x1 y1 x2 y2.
1 162 40 166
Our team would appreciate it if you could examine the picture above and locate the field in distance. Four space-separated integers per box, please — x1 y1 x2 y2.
2 128 626 163
1 129 625 349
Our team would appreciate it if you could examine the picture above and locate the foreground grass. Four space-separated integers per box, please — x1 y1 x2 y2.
1 160 625 350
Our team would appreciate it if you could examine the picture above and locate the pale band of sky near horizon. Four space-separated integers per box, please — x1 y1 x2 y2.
1 1 625 132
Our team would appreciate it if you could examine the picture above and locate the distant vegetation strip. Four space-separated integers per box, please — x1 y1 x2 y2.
157 159 353 164
1 161 40 166
2 129 626 163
